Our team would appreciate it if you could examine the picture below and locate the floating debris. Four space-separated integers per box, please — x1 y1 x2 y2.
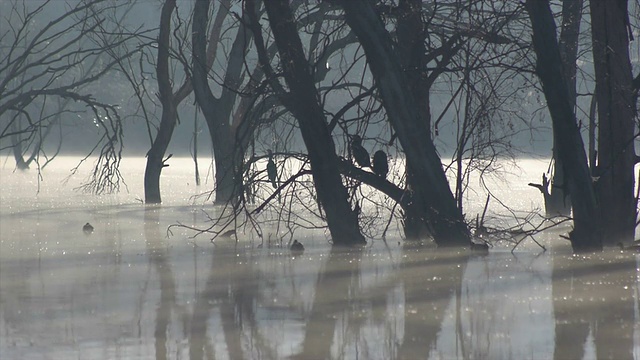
83 222 94 235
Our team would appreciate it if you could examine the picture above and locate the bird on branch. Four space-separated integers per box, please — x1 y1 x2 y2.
350 135 371 168
267 150 277 189
372 150 389 178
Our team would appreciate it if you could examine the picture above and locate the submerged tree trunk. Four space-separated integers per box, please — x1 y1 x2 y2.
590 0 636 245
395 0 433 240
191 0 235 204
337 0 470 247
10 122 29 170
545 0 583 217
144 0 177 204
525 0 602 251
254 0 366 246
10 100 64 171
192 113 200 186
192 0 252 205
144 0 201 204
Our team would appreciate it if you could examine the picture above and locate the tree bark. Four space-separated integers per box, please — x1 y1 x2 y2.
336 0 470 247
192 0 245 205
590 0 636 245
144 0 177 204
256 0 366 246
192 0 260 205
525 0 602 251
395 0 433 240
546 0 583 217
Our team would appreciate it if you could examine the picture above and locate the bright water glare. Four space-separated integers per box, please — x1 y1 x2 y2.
0 157 638 359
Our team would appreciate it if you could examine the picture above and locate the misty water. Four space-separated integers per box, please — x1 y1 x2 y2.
1 157 638 359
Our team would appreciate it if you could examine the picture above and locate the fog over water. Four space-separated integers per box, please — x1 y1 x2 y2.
0 157 638 359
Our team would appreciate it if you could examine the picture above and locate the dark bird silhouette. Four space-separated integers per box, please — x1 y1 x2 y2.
83 222 94 235
290 239 305 253
350 135 371 168
267 150 277 189
372 150 389 178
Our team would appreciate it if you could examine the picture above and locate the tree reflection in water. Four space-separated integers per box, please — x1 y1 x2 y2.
180 242 471 359
4 159 640 358
397 246 468 359
2 213 639 359
552 252 636 360
144 207 177 360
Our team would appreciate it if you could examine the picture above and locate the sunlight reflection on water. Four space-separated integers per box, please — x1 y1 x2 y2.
0 156 638 359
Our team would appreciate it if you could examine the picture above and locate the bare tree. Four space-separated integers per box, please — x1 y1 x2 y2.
245 0 366 245
0 0 150 193
144 0 179 204
190 0 270 207
525 0 601 251
333 0 471 247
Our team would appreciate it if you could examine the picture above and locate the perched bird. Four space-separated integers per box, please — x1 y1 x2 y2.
83 222 94 235
350 135 371 168
267 150 277 189
290 239 305 253
372 150 389 178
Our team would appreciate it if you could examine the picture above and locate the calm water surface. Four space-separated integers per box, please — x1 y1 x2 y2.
1 157 638 359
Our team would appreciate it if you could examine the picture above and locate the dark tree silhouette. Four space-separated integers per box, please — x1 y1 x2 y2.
590 0 637 246
247 0 366 245
547 0 583 217
0 0 146 193
334 0 471 247
144 0 179 204
525 0 602 251
192 0 258 205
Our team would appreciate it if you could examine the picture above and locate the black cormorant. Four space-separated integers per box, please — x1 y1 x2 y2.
290 240 305 253
372 150 389 178
267 150 277 189
350 135 371 168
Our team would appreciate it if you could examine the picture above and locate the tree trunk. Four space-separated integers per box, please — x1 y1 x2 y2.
396 0 430 131
192 113 200 186
590 0 636 245
192 0 251 205
10 109 60 171
204 17 250 205
525 0 602 251
337 0 470 247
546 0 583 217
395 0 433 240
259 0 366 246
10 122 29 170
144 111 176 204
144 0 177 204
